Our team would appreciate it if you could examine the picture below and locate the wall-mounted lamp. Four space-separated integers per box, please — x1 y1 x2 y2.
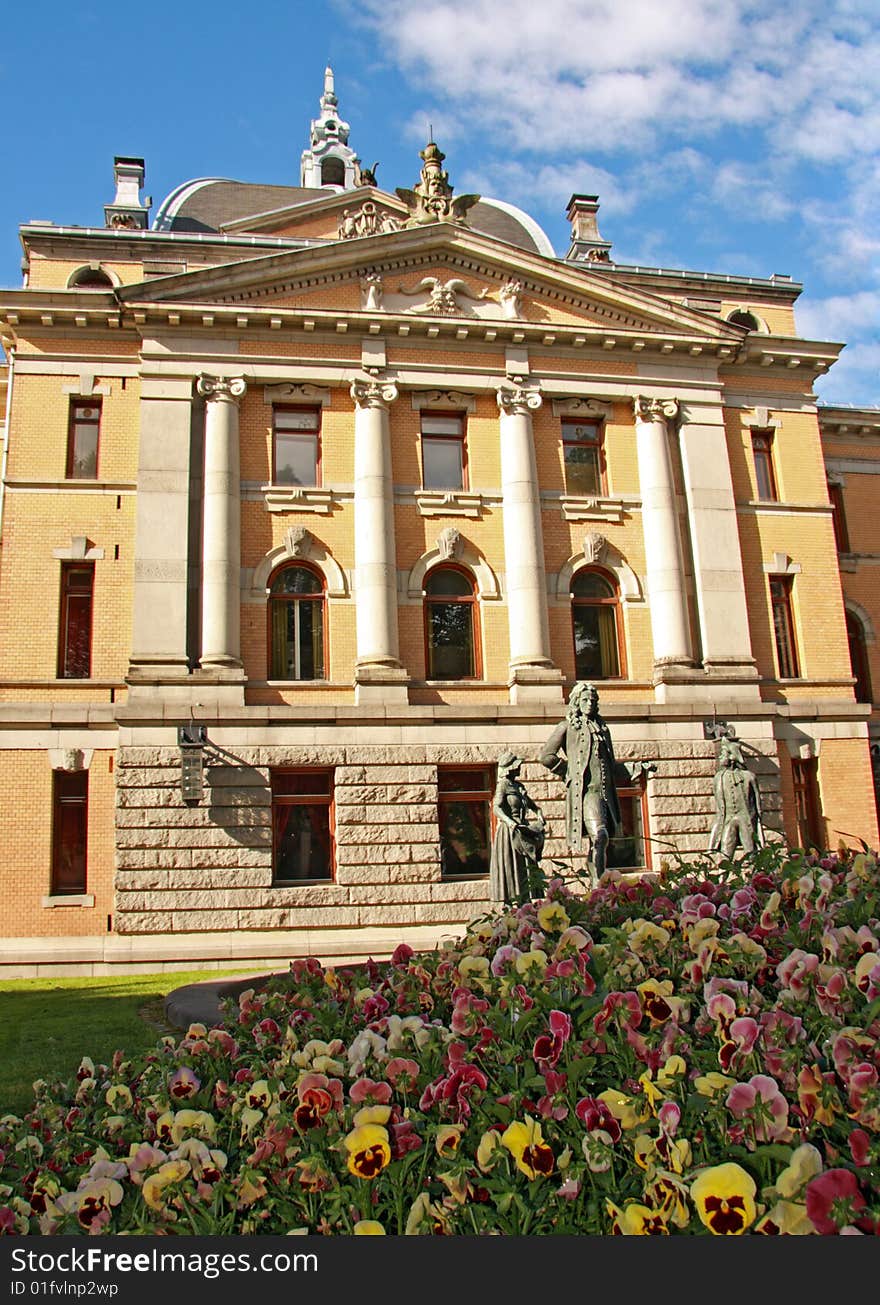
178 724 207 801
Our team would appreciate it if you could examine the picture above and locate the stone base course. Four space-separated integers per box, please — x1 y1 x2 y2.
113 735 785 939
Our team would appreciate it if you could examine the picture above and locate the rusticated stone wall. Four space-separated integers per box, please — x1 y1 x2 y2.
114 737 784 936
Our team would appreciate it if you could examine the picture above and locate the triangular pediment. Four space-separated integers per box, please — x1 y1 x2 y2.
116 224 745 345
218 186 410 242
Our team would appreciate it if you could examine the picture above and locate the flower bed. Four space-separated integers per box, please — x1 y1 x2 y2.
1 846 878 1235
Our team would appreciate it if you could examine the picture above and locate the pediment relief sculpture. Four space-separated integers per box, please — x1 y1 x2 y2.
398 275 489 316
338 201 402 240
360 273 384 311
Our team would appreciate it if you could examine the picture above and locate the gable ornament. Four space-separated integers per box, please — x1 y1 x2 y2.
395 140 480 227
399 276 489 316
437 526 464 560
583 531 607 566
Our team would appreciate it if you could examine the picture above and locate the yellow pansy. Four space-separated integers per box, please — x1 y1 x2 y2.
690 1163 757 1235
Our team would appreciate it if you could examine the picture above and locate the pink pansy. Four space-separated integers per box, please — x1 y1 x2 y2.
384 1058 420 1091
815 968 848 1018
729 886 757 918
594 991 642 1035
776 949 820 999
390 943 414 965
849 1129 871 1167
805 1168 867 1235
168 1067 200 1101
854 952 880 1000
846 1063 880 1130
490 945 522 977
532 1010 572 1071
349 1077 393 1106
726 1074 791 1143
759 1009 806 1086
658 1102 681 1137
450 989 490 1037
718 1017 760 1073
679 894 716 925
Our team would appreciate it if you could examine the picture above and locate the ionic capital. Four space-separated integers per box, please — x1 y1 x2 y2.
197 374 247 403
497 383 543 416
350 379 399 410
633 395 679 425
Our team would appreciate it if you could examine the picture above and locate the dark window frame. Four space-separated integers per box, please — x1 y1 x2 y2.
423 564 481 681
827 481 850 553
420 410 468 491
51 769 88 895
751 429 778 502
562 417 607 498
846 610 873 705
271 767 335 885
770 575 800 679
66 399 101 480
570 566 625 680
272 406 322 488
58 562 94 679
437 764 494 881
266 561 327 681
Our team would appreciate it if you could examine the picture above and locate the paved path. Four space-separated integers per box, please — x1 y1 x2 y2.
164 971 286 1030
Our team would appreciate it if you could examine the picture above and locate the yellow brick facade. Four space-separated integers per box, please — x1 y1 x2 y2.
0 151 877 970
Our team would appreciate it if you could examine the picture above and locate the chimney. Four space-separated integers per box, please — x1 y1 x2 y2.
565 194 612 265
104 157 151 230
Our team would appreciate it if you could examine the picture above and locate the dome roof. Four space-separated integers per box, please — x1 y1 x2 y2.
153 177 555 257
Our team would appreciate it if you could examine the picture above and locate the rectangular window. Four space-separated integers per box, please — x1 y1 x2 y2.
272 769 334 883
827 481 850 553
58 563 94 679
791 757 822 851
562 419 605 497
606 776 650 871
438 766 492 879
51 770 88 894
67 401 101 479
421 413 466 490
770 576 800 679
273 408 320 487
751 430 778 501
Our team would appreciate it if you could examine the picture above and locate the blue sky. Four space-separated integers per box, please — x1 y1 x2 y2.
1 0 877 404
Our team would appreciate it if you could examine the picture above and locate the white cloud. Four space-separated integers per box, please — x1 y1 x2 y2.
815 341 880 406
797 291 880 342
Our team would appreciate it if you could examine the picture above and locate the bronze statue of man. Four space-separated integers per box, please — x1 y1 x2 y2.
708 736 764 857
539 681 620 886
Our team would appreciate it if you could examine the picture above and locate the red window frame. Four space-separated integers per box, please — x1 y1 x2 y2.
770 576 800 679
791 757 822 851
562 418 606 497
66 400 101 479
271 768 335 884
272 407 321 487
607 777 651 871
423 564 481 681
58 562 94 679
438 765 494 880
570 566 625 680
420 411 468 491
51 770 88 894
266 562 327 681
751 429 778 501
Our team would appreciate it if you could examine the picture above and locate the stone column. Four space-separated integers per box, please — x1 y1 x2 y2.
497 383 562 703
351 379 408 702
196 375 246 671
678 405 759 696
128 376 194 686
633 396 694 683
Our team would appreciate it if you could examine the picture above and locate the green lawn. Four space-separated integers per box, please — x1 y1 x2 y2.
0 968 258 1117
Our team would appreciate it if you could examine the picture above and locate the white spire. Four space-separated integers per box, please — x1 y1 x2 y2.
300 65 360 190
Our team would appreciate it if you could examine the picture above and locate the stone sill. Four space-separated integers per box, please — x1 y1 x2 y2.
41 894 95 909
262 485 335 514
415 490 484 518
557 495 631 523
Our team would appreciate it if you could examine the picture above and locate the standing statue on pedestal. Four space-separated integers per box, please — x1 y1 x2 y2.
489 752 546 906
708 736 764 857
539 682 621 888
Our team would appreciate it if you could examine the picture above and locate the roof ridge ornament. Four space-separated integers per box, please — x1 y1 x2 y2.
395 140 480 227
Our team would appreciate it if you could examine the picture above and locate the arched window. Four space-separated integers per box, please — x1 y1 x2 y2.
571 568 623 679
846 611 873 704
728 309 761 331
321 156 345 186
67 265 115 289
268 564 325 680
424 565 479 679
